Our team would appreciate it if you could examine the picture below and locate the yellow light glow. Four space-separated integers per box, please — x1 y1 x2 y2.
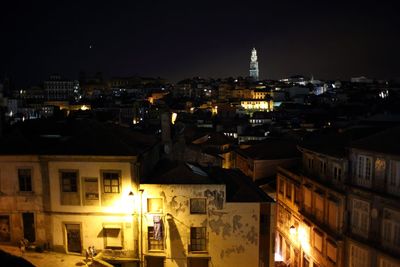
80 105 89 111
171 112 177 125
298 225 310 254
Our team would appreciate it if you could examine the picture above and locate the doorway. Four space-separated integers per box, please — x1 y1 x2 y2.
65 223 82 253
22 213 35 242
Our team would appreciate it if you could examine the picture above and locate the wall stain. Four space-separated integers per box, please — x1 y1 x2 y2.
246 226 257 245
204 190 224 209
233 215 242 232
221 245 245 259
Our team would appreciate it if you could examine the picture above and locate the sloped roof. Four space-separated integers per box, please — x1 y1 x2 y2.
350 126 400 155
209 168 274 203
300 126 386 157
236 138 300 160
0 118 158 156
141 160 216 184
142 160 273 203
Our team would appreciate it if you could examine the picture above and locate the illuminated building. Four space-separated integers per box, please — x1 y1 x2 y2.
140 161 275 267
44 74 80 101
0 119 160 267
275 128 400 267
250 48 259 81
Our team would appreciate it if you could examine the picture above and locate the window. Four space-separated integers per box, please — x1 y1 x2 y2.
285 241 291 262
313 229 323 252
279 179 284 195
294 185 301 205
357 155 373 186
148 198 163 213
0 215 11 242
190 198 206 214
350 244 369 267
382 209 400 248
61 171 78 192
380 258 400 267
327 240 337 264
328 198 339 230
286 182 292 200
314 191 324 222
333 165 342 181
188 258 209 267
103 226 122 248
190 227 207 251
389 161 400 194
148 226 164 250
103 172 120 193
18 169 32 192
351 199 370 237
303 186 312 212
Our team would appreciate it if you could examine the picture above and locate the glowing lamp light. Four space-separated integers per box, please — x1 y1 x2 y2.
289 225 296 236
171 112 177 125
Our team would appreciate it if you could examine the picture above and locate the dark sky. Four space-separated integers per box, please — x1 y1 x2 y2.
1 0 400 85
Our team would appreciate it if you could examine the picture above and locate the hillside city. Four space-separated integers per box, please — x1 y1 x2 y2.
0 48 399 267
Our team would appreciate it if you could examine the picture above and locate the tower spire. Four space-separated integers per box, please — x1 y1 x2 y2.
249 48 259 81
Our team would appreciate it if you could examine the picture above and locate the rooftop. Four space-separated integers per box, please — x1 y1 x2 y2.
236 138 300 160
0 118 158 156
350 126 400 155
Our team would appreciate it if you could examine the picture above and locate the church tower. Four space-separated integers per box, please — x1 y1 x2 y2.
249 48 259 81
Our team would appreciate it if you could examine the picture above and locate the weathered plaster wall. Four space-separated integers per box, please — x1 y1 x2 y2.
0 156 46 244
140 184 261 267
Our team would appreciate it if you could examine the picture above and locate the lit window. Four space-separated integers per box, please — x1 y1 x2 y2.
190 227 207 251
327 240 337 263
328 198 339 230
147 198 163 213
313 229 323 252
61 171 78 192
190 198 206 214
103 172 120 193
18 169 32 192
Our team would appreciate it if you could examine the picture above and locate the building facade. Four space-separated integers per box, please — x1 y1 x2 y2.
275 128 400 267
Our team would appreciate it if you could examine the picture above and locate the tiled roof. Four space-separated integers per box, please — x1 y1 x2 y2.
350 126 400 155
236 138 300 160
0 119 158 156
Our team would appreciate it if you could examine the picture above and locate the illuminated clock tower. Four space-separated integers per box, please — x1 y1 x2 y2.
249 48 259 81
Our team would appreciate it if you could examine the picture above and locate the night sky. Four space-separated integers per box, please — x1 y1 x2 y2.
1 0 400 85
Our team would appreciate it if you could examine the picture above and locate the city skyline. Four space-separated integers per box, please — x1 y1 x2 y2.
1 1 400 86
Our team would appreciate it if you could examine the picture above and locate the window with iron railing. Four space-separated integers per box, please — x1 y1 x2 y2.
190 227 207 252
148 226 164 251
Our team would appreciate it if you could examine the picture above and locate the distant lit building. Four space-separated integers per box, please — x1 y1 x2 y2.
250 48 259 81
44 74 80 101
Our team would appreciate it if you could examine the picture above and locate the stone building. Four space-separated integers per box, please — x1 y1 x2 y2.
275 127 400 267
140 161 275 267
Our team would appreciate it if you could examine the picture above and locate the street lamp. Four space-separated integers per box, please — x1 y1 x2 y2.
289 225 296 236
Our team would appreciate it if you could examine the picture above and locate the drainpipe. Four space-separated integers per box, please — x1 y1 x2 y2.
139 189 144 267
